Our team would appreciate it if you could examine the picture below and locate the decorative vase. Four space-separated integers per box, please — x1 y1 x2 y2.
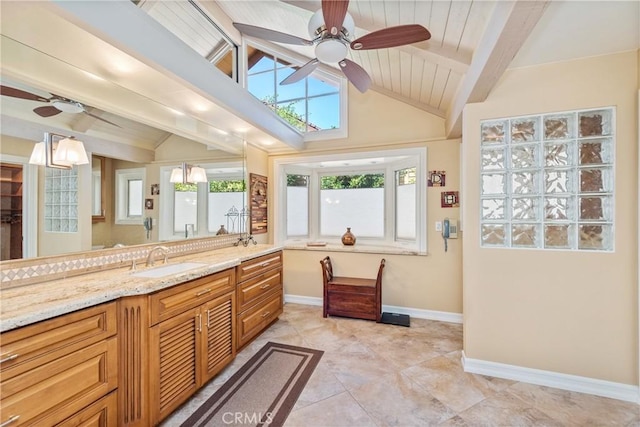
216 225 228 235
341 227 356 245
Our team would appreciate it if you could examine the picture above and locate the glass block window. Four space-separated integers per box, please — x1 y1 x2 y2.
480 108 614 251
44 168 79 233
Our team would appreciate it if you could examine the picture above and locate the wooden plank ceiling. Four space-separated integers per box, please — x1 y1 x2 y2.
139 0 549 138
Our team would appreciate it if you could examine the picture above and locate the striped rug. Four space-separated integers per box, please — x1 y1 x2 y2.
181 342 323 427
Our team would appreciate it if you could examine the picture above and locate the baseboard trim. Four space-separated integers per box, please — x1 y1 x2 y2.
462 351 640 404
284 294 463 324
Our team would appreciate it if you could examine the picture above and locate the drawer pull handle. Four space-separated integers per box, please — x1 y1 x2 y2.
260 262 270 267
1 415 20 427
261 311 271 318
0 354 18 364
259 284 271 290
196 288 212 297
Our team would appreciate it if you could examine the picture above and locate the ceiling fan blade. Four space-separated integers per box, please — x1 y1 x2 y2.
280 58 320 85
351 24 431 50
339 58 371 93
33 105 62 117
322 0 349 36
1 85 50 103
83 111 122 128
233 23 313 46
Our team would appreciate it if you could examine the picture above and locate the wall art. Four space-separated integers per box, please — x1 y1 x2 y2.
250 173 268 234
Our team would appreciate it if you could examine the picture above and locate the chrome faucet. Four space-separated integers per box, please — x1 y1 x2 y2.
146 246 169 267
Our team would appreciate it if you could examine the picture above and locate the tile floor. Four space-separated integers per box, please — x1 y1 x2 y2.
163 303 640 426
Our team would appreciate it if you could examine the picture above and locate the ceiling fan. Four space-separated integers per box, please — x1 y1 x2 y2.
233 0 431 93
0 85 121 128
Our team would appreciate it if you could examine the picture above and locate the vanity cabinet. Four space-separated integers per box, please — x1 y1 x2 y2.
148 269 235 425
236 251 283 349
0 302 118 426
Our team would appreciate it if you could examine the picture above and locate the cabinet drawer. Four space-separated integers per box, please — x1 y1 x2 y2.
237 289 283 349
0 302 117 379
237 269 282 312
56 390 117 427
236 252 282 282
0 337 118 427
149 268 235 325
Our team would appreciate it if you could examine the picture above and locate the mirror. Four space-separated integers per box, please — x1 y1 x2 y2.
0 1 253 260
92 155 105 223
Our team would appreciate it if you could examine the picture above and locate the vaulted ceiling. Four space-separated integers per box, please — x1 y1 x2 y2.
1 1 638 158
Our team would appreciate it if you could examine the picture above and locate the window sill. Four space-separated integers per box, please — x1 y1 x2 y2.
283 241 425 256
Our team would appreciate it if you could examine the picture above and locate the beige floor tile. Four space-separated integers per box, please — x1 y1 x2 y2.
163 304 639 427
456 390 565 426
292 362 347 411
402 352 505 413
350 371 457 426
506 382 640 426
284 391 377 427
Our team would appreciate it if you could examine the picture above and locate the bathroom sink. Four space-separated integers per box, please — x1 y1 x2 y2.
131 262 208 278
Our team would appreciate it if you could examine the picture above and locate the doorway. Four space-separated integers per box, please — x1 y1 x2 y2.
1 162 23 260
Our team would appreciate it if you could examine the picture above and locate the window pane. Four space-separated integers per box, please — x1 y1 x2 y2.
277 67 305 102
275 100 306 132
207 180 244 233
128 179 142 217
248 52 275 74
248 71 275 104
287 175 309 236
308 94 339 131
320 174 384 238
396 168 416 240
308 77 338 97
174 183 197 233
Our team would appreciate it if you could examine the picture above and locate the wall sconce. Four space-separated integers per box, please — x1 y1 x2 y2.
29 132 89 169
169 162 208 184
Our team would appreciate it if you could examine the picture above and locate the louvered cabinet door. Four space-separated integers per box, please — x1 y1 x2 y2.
149 308 200 425
200 292 235 384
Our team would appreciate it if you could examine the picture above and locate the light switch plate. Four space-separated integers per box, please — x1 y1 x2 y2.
435 221 442 232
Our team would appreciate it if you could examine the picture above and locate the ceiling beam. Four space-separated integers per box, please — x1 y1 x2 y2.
280 0 471 73
445 1 550 139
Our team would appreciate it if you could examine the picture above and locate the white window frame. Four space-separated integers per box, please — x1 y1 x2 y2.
115 168 145 225
240 38 348 142
274 148 427 254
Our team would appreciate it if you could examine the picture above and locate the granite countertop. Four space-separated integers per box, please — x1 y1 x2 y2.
0 244 283 332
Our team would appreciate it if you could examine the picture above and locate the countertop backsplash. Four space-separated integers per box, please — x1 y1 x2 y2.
0 234 241 289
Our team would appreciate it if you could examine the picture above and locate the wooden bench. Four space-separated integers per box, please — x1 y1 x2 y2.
320 256 385 322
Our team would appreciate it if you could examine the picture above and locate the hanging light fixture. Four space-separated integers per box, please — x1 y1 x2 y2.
29 132 89 169
169 162 208 184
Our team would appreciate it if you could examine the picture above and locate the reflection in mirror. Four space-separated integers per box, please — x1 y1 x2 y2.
91 155 105 223
160 161 245 241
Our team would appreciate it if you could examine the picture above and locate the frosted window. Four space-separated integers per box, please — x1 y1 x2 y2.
480 107 614 251
286 175 309 237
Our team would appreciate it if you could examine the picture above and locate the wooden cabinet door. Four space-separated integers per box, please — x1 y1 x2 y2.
200 292 235 385
149 308 200 425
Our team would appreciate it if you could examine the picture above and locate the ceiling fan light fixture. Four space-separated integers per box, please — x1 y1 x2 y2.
51 100 84 114
316 39 348 64
308 9 355 38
